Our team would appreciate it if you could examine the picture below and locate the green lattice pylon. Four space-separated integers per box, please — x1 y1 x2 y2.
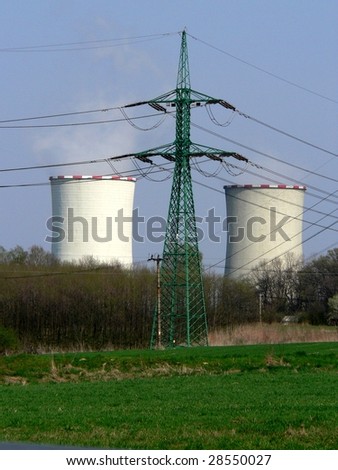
151 31 208 348
121 31 247 348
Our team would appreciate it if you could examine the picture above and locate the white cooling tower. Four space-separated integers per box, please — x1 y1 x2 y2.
49 176 136 266
224 184 306 278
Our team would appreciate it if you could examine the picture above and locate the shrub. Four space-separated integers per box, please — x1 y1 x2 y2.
0 325 19 354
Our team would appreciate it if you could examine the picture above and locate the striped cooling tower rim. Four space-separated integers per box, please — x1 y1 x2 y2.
49 176 136 182
224 184 306 190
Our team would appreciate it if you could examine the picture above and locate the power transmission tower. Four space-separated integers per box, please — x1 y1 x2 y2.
122 31 247 348
148 254 163 348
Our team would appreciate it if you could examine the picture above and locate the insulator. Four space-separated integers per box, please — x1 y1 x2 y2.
136 155 153 164
219 100 236 111
149 102 166 113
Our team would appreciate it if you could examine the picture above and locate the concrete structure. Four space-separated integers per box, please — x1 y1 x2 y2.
224 184 306 278
49 176 136 265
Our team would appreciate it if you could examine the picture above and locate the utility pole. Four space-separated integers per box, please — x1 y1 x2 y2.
148 254 163 348
122 31 247 348
259 293 263 323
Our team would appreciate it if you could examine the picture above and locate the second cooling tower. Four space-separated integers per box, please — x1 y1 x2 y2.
49 176 136 265
224 184 306 278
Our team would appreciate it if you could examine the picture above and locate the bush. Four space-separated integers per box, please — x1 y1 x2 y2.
328 294 338 325
0 325 19 354
305 302 327 325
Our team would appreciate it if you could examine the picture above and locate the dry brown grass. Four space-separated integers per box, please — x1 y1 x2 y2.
34 360 210 383
208 323 338 346
42 362 132 383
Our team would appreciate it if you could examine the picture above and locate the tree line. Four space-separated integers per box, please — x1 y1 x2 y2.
0 245 337 352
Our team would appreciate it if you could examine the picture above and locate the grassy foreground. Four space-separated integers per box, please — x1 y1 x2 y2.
0 342 337 449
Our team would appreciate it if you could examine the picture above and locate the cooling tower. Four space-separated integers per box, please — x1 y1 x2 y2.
49 176 136 265
224 184 306 278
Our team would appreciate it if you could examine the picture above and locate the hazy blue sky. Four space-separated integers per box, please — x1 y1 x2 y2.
0 0 337 270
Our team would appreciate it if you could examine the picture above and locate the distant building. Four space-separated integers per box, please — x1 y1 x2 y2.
49 175 136 265
224 184 306 278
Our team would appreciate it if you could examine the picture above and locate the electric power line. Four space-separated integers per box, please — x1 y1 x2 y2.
239 113 338 158
0 111 173 129
197 178 338 273
188 33 338 105
191 121 338 185
0 32 179 53
0 158 336 279
0 106 121 124
1 153 338 228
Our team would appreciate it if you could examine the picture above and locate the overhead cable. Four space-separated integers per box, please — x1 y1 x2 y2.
191 121 338 185
0 32 179 53
0 111 172 129
236 112 338 158
187 32 338 105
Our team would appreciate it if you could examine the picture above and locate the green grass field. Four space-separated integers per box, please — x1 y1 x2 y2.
0 342 337 449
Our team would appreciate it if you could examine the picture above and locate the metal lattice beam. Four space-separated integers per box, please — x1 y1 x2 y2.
150 31 208 348
123 31 246 348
